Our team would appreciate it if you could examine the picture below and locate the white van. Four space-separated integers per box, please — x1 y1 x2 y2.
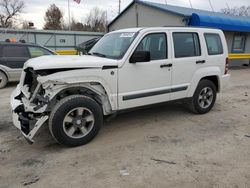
11 27 230 146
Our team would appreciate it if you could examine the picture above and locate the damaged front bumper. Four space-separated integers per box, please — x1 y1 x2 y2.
11 85 49 144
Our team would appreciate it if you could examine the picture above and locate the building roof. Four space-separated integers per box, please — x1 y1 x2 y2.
108 0 250 32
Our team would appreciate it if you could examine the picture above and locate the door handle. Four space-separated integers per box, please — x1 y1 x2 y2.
160 63 172 68
196 60 206 64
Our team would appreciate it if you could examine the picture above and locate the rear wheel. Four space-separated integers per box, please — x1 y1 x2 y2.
189 79 217 114
49 95 103 147
0 71 8 89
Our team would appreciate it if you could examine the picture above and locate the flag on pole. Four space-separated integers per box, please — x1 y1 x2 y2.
74 0 81 4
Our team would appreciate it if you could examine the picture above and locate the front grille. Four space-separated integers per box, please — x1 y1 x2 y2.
24 68 38 96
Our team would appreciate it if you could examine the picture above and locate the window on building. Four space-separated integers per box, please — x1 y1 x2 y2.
135 33 167 60
232 34 246 53
173 32 201 58
204 33 223 55
28 46 53 57
2 46 29 57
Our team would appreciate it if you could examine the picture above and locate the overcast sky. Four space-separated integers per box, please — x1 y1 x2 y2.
20 0 250 29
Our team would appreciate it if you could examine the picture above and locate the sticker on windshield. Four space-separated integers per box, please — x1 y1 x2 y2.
120 33 135 38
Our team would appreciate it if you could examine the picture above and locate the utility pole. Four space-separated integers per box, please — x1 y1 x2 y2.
164 0 168 5
68 0 71 30
118 0 121 14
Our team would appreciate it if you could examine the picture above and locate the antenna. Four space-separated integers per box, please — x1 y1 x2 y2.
164 0 168 5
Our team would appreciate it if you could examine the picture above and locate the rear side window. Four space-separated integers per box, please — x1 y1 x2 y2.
173 32 201 58
28 46 53 57
2 46 29 58
204 33 223 55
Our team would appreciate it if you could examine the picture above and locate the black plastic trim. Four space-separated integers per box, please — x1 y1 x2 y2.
171 86 188 93
123 86 188 101
102 65 118 69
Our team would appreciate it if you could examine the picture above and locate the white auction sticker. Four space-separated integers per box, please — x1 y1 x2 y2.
120 33 135 38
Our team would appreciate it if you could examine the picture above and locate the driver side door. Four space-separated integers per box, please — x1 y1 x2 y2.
118 32 172 110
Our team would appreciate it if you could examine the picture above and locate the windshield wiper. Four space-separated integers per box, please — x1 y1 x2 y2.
92 52 106 57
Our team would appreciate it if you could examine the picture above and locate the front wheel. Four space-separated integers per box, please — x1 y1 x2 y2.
49 95 103 147
189 79 217 114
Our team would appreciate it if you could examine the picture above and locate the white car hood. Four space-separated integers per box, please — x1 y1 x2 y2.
25 55 118 70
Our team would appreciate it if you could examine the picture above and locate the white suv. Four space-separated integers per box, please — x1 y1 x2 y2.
11 27 230 146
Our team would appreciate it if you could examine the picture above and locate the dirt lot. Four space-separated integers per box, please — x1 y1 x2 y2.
0 67 249 188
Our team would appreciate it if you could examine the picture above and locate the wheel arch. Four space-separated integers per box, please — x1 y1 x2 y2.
188 67 221 97
200 76 219 92
46 83 115 115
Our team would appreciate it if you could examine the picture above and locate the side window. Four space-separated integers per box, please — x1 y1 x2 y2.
173 32 201 58
28 46 53 57
232 34 246 53
135 33 167 61
2 46 29 58
204 33 223 55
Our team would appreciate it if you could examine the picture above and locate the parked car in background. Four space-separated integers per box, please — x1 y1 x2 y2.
0 42 55 88
11 27 230 147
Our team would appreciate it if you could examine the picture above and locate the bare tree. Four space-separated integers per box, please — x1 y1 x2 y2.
43 4 64 30
221 6 250 17
71 21 84 31
0 0 25 28
65 17 85 31
63 17 92 31
85 7 107 32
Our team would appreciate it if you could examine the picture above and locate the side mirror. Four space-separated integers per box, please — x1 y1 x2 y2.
129 51 150 63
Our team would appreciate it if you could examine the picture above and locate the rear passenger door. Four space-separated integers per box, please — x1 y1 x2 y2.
170 30 206 100
2 45 30 69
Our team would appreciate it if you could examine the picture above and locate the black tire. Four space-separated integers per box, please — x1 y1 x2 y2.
189 79 217 114
49 95 103 147
0 71 8 89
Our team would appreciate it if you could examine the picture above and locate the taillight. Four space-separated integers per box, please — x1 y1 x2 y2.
225 57 229 74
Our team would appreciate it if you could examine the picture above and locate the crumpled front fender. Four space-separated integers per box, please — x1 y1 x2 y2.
37 68 118 112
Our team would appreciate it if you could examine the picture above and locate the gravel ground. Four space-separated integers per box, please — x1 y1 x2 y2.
0 67 249 188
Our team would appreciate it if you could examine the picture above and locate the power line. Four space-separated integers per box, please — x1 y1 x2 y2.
188 0 193 8
118 0 121 14
225 0 230 9
208 0 214 12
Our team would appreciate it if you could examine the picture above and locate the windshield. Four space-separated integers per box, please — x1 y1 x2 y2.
89 32 138 59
